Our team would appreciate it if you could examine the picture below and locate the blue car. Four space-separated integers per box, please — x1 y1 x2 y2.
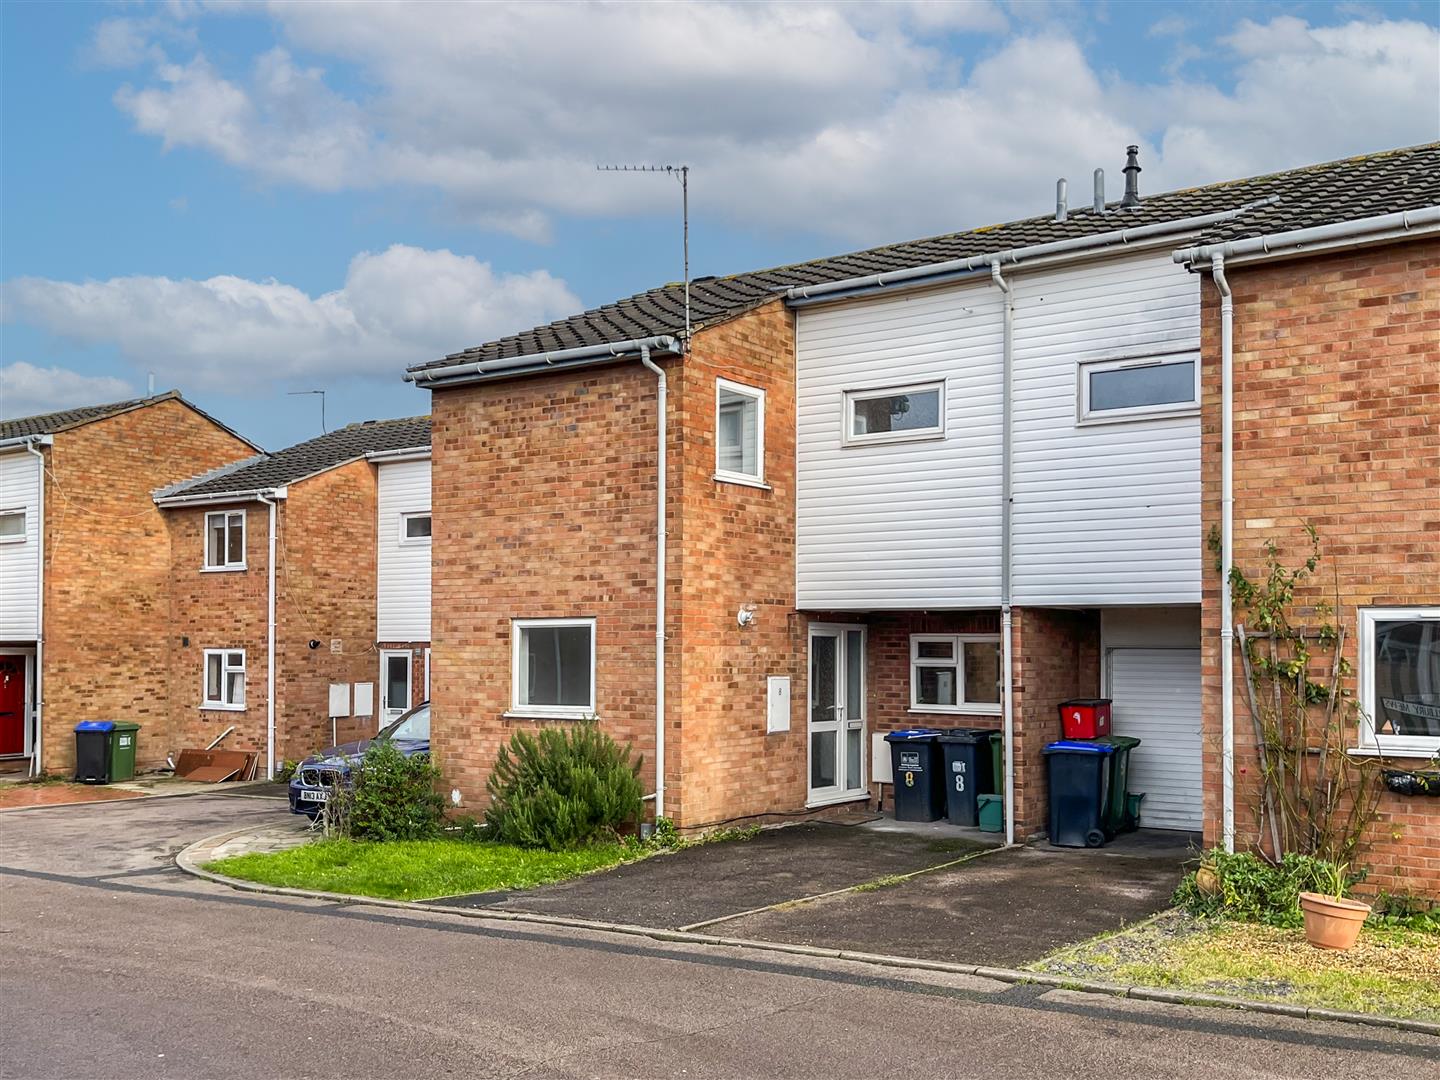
288 701 431 816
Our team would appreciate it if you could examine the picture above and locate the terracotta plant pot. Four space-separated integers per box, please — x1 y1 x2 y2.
1298 892 1372 950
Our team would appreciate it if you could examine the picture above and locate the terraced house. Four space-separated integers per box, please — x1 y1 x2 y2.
0 392 259 775
407 144 1439 896
155 417 433 774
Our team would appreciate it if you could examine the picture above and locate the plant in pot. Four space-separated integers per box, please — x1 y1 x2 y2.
1298 862 1371 950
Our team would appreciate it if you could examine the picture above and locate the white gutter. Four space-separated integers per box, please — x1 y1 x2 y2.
1173 206 1440 269
364 446 432 463
154 489 287 509
257 493 280 780
23 437 50 777
785 199 1279 305
638 344 668 821
989 262 1017 848
405 335 683 389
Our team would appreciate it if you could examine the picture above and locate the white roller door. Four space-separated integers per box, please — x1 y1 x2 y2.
1107 648 1202 831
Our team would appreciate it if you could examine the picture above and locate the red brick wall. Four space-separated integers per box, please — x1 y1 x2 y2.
1012 608 1102 837
274 460 380 760
429 355 675 817
165 501 271 760
672 301 807 826
1199 238 1440 898
165 461 385 768
40 399 256 772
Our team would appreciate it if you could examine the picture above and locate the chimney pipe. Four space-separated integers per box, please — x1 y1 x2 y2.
1055 178 1068 222
1122 145 1142 208
1093 169 1105 213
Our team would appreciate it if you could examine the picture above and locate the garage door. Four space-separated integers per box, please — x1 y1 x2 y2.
1107 648 1202 831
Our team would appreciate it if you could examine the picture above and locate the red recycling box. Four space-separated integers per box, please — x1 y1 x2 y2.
1059 698 1112 739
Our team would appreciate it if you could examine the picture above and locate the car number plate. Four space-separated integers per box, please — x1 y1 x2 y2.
299 789 330 803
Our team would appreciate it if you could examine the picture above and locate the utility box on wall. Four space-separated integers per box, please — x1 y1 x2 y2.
766 677 791 734
328 683 350 718
353 682 375 718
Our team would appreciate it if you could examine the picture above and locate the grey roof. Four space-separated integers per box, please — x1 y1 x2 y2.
411 143 1440 373
159 416 431 500
0 390 260 450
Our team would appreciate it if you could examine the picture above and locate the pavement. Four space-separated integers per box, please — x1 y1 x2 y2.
0 795 1433 1079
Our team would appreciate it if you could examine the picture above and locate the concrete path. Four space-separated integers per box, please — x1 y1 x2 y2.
0 801 1432 1079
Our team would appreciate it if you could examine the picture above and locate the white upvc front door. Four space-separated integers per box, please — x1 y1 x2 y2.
380 649 412 728
808 624 867 806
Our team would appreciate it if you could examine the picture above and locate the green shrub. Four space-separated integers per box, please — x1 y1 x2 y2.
351 741 446 842
485 724 644 850
1173 848 1348 928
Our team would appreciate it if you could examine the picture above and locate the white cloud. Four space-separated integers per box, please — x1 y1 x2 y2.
0 363 134 420
1 246 581 392
97 5 1440 245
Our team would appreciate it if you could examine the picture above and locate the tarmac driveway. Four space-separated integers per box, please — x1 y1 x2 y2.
0 786 293 879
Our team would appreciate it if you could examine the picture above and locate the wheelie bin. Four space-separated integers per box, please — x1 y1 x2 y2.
936 728 997 826
884 728 945 821
1044 740 1115 848
1093 734 1141 834
74 721 115 783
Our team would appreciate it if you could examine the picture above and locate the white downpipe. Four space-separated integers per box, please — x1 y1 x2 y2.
259 494 279 780
991 261 1017 848
24 439 47 777
638 346 668 821
1213 254 1236 854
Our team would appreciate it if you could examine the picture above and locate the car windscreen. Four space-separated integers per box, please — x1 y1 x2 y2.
382 705 430 741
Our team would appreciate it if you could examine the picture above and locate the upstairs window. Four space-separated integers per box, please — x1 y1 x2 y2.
204 510 246 570
1079 353 1199 422
203 649 246 710
910 634 1002 715
511 618 595 719
844 382 945 445
0 509 25 543
1359 607 1440 756
715 378 765 486
400 512 432 544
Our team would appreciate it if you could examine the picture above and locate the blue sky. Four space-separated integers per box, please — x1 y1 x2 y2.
3 1 1437 450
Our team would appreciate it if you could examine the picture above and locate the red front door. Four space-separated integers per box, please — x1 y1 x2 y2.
0 655 27 756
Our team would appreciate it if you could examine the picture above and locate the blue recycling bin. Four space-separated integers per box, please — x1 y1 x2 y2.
1044 740 1115 848
884 728 945 821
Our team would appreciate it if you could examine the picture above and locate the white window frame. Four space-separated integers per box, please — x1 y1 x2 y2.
201 649 247 711
202 510 247 571
398 510 432 546
1356 606 1440 757
0 507 26 544
843 381 947 447
713 377 767 488
1077 350 1200 424
909 633 1002 716
508 617 597 720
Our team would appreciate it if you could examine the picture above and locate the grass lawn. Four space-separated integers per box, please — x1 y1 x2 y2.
1032 910 1440 1022
206 838 641 901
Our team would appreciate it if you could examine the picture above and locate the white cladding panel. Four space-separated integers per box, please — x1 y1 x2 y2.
1011 252 1201 605
795 250 1200 609
796 280 1004 609
0 449 41 639
376 458 431 641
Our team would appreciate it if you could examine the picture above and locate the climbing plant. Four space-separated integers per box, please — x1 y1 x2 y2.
1214 524 1387 866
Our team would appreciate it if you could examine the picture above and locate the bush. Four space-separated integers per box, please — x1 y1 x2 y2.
485 724 644 850
1173 849 1348 928
350 741 446 842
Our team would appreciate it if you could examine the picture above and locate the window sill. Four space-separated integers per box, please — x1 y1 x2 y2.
842 429 946 448
1347 746 1440 761
805 792 870 810
1076 406 1199 428
908 705 1002 717
712 472 771 491
0 537 27 545
200 565 247 573
200 704 247 713
502 709 597 722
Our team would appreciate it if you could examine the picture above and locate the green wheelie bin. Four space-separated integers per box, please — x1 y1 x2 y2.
1093 734 1141 834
